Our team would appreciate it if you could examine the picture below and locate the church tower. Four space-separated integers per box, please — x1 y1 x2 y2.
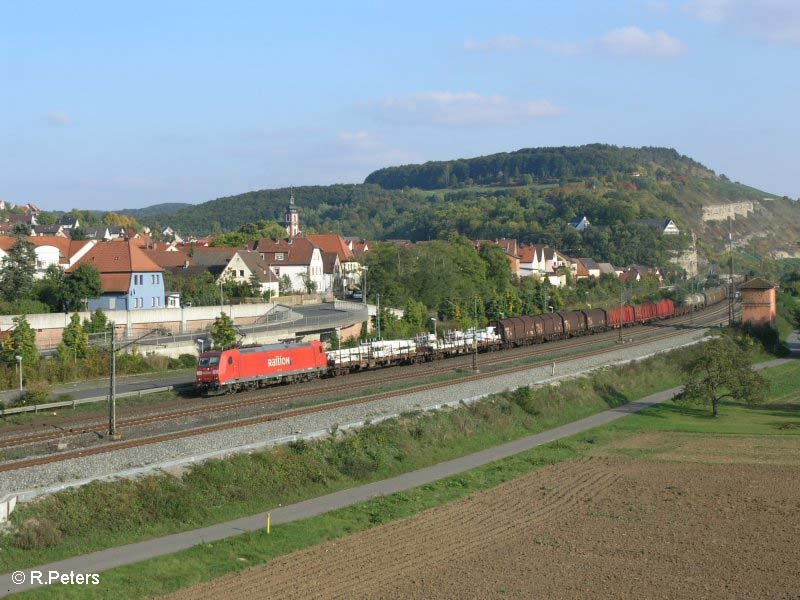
284 191 301 238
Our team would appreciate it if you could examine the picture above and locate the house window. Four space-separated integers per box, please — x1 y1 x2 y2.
239 269 245 277
109 298 116 310
276 253 284 261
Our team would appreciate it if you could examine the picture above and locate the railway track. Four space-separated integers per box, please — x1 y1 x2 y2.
0 302 730 473
0 302 727 452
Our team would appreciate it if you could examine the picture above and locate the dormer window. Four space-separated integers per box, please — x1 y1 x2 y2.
276 253 284 261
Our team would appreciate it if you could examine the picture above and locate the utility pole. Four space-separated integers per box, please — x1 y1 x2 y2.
472 296 478 372
109 328 117 439
618 282 624 343
728 217 734 326
362 267 368 305
108 326 161 440
376 293 381 340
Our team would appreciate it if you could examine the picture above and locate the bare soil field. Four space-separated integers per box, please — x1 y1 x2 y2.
165 441 800 600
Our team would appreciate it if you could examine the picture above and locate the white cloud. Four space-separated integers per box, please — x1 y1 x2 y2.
465 27 685 59
464 34 525 52
684 0 800 45
371 91 564 127
46 111 71 126
594 26 686 57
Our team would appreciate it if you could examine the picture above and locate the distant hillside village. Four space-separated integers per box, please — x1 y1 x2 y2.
0 196 677 315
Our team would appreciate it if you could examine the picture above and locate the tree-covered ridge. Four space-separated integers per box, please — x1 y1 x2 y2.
364 144 713 190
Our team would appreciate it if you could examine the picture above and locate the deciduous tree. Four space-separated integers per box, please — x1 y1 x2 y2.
676 336 767 417
210 312 237 350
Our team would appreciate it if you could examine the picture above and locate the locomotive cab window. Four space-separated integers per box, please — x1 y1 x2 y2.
228 356 234 365
198 356 220 367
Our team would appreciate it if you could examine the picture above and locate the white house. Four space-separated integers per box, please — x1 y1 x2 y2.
0 236 96 278
217 250 280 297
634 218 680 235
252 237 325 294
568 216 591 232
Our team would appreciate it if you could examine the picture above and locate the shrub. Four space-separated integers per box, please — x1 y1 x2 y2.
12 518 63 549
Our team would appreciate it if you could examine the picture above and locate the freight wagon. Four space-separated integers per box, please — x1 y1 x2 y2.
196 287 730 395
196 340 329 395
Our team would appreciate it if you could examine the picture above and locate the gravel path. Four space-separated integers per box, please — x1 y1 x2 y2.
0 327 711 498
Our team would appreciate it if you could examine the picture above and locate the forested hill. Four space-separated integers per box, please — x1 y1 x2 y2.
364 144 712 190
127 143 800 265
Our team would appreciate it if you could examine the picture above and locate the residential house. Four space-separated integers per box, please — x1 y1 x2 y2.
57 215 79 230
306 233 362 289
575 258 601 278
597 262 618 277
142 248 195 270
161 226 184 242
570 258 590 279
568 216 591 232
0 236 95 278
217 250 280 296
633 218 680 235
67 240 165 311
344 237 370 260
518 245 564 278
251 237 325 294
619 265 663 283
32 224 68 237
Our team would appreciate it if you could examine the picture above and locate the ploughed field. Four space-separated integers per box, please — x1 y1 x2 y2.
167 433 800 599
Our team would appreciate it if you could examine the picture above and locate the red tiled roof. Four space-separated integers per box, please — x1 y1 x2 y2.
305 234 354 261
100 273 132 293
142 249 193 268
251 237 317 266
67 240 164 274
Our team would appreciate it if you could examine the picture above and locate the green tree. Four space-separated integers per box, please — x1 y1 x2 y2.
676 337 767 417
300 274 317 294
1 315 39 369
65 264 102 310
61 313 90 358
210 312 237 350
0 236 36 302
11 222 31 236
83 308 109 334
279 275 293 295
35 264 68 311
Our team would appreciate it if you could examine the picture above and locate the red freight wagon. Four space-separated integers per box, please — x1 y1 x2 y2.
196 340 328 395
656 298 675 319
633 301 659 323
607 305 635 328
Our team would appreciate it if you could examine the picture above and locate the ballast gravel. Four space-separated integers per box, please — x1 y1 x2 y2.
1 328 710 499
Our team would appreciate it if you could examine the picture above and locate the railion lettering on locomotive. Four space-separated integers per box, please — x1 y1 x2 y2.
267 356 292 367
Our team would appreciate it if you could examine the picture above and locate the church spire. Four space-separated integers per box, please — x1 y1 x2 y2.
285 188 300 238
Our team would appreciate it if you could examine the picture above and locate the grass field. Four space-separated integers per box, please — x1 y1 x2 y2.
8 355 799 598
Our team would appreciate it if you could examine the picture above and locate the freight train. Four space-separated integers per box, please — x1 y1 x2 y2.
196 285 729 395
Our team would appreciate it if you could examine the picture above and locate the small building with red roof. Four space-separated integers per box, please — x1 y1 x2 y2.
67 240 165 311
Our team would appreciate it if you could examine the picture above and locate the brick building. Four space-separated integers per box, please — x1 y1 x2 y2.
739 278 777 328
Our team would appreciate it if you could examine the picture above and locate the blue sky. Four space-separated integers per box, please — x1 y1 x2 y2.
2 0 799 211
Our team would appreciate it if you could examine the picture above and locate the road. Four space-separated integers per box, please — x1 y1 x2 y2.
1 356 789 596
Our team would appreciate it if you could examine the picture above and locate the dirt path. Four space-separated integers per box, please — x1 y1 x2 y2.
167 454 800 599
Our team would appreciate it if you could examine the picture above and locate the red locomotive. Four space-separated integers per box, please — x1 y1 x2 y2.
196 340 328 395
